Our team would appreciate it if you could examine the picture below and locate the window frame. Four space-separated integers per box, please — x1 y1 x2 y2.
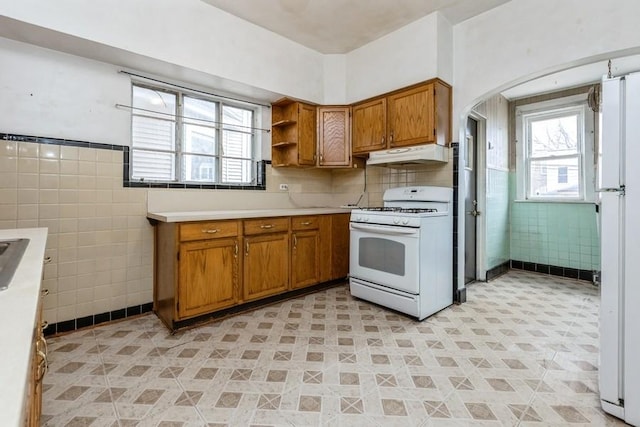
130 82 259 186
515 94 595 202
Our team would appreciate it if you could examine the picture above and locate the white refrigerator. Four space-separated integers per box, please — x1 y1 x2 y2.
600 72 640 425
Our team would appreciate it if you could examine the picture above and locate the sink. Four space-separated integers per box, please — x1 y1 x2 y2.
0 239 29 291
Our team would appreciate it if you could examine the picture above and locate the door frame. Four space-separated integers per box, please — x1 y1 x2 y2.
467 111 487 281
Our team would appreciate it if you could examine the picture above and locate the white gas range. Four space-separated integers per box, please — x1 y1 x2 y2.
349 186 453 320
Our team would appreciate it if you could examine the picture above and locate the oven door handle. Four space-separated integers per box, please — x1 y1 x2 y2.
350 222 419 235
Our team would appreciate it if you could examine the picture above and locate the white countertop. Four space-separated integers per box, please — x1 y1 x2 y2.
0 228 47 427
147 207 354 223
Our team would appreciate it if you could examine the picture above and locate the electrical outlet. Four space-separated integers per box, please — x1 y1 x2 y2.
279 183 289 191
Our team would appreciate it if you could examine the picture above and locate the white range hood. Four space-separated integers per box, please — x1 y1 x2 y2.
366 145 449 168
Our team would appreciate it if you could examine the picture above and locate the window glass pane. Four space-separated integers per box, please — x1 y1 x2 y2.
184 124 215 155
222 130 252 159
223 105 253 132
132 116 175 151
530 157 579 198
132 149 175 181
184 96 216 124
222 158 251 183
132 86 176 118
182 154 216 182
530 114 578 157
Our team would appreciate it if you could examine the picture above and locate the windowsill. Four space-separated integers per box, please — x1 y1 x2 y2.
513 199 596 204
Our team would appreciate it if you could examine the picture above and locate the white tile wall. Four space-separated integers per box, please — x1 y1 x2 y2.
0 140 151 325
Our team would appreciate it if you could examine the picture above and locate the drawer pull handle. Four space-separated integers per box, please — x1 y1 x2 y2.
260 224 274 229
41 289 49 297
245 240 249 255
43 256 52 264
234 241 238 257
36 350 48 382
202 229 219 234
293 234 297 248
300 221 311 226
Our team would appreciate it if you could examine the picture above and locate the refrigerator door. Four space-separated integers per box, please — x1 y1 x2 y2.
623 72 640 426
599 77 624 413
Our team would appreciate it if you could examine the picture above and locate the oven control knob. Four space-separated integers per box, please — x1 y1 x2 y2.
393 218 400 224
356 216 362 221
402 219 409 225
364 216 370 222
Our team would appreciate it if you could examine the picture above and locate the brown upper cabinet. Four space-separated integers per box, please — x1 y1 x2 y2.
271 99 317 167
317 106 351 167
352 78 451 155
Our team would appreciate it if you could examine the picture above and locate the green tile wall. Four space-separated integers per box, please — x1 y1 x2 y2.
510 193 600 271
486 169 510 269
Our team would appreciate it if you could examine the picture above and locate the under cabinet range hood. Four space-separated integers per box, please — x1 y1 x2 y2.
366 145 449 167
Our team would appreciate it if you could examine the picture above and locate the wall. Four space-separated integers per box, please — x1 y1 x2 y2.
473 94 510 271
507 86 600 272
345 12 452 103
0 0 325 103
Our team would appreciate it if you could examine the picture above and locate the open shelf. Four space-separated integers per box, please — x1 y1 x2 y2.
272 141 297 148
272 119 296 127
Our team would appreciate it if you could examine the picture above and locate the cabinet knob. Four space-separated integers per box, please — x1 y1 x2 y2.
43 256 52 264
41 321 49 331
41 288 49 297
202 229 219 234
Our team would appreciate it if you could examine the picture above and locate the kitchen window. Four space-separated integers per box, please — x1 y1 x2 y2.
515 95 595 201
130 83 257 185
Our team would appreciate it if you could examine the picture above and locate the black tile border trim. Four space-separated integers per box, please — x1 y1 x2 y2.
43 302 154 337
1 132 267 191
486 261 510 281
510 260 595 283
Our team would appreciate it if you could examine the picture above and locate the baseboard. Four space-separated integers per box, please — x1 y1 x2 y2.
486 261 510 281
510 260 596 282
455 287 466 304
43 302 154 337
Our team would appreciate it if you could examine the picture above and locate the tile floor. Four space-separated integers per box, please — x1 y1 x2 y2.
41 271 626 426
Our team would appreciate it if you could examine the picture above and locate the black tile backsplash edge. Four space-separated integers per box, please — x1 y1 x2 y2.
43 302 154 336
2 132 267 190
510 260 596 283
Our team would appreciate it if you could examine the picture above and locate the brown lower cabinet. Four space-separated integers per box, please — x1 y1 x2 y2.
26 292 47 426
153 213 350 330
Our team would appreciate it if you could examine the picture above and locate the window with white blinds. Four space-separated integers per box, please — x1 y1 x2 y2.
130 84 256 185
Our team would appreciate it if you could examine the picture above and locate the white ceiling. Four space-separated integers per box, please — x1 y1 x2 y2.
201 0 510 54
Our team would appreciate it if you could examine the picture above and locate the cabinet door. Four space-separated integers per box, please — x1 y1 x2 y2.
244 233 289 300
297 103 317 165
318 107 351 167
352 98 387 154
387 83 435 147
330 213 350 280
178 238 239 319
291 230 320 289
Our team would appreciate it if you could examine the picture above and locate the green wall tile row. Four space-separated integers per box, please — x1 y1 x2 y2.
510 198 600 271
486 169 510 269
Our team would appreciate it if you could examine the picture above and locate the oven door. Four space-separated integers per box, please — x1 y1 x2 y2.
349 222 420 294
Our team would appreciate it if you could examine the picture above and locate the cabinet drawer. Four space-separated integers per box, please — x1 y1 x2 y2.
291 215 319 230
244 217 290 235
180 220 239 242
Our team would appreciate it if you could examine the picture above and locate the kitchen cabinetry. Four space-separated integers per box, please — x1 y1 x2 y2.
352 98 387 154
352 78 452 155
152 212 350 330
291 216 320 289
318 213 350 282
178 221 240 319
26 291 47 427
317 106 364 168
243 217 290 301
271 99 317 167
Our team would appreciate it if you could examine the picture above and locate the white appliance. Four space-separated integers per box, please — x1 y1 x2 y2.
349 186 453 320
367 145 449 167
599 72 640 425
